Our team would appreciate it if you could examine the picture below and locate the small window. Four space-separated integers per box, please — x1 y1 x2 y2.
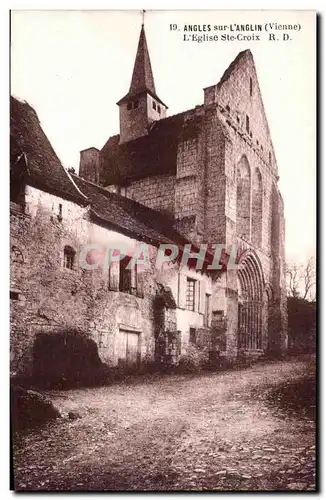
250 77 253 97
157 105 161 114
256 139 259 146
119 256 132 292
212 310 224 326
63 246 76 270
11 245 24 264
261 145 264 151
226 105 230 113
186 278 196 312
58 203 63 221
189 327 196 344
152 100 157 111
236 115 240 123
246 115 250 133
204 293 211 327
10 291 19 301
127 102 133 111
133 100 139 109
119 256 137 294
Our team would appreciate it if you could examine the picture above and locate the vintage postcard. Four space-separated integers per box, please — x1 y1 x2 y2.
10 10 316 492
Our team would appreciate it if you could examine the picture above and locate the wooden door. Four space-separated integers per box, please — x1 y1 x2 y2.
116 330 140 370
126 332 139 370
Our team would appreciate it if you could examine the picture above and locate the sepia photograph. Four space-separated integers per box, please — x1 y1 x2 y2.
10 9 316 492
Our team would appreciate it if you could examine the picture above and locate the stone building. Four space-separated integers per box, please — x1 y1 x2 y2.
10 23 287 377
10 96 217 377
80 24 288 356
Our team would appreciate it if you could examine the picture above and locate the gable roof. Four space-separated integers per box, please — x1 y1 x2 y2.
100 108 203 186
213 49 278 167
99 52 258 188
216 49 249 90
72 174 191 247
10 96 221 270
72 175 218 271
10 96 87 204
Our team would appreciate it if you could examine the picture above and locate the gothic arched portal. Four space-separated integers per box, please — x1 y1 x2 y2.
237 252 264 350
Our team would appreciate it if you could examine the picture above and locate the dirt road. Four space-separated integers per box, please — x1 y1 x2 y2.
13 357 316 491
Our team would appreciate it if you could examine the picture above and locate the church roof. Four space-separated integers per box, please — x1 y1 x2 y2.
117 24 166 107
10 95 218 268
100 108 203 186
71 174 191 247
10 96 87 204
71 175 217 270
100 51 255 188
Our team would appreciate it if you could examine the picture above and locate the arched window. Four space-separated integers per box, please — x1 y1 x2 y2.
236 155 251 240
11 245 24 264
63 246 76 270
252 168 263 248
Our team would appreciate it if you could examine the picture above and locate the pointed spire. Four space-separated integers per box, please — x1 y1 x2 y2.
116 12 167 111
128 22 156 96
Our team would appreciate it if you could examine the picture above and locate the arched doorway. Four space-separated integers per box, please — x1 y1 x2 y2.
237 252 264 350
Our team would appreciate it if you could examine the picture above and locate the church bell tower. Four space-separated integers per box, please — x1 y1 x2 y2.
117 16 167 144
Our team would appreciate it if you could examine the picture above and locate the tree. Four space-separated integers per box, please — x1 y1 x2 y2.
302 256 316 301
286 262 301 299
286 256 316 301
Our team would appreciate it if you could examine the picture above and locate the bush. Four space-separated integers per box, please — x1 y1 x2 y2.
11 385 61 430
287 297 316 354
175 344 210 373
32 329 107 389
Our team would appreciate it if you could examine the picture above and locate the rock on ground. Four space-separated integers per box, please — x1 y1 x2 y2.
11 385 61 430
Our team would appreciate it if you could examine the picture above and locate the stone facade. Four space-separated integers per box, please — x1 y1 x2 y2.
11 28 288 378
10 185 214 376
79 40 287 360
121 174 175 216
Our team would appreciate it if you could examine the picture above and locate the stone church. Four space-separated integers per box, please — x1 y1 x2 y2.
10 22 287 378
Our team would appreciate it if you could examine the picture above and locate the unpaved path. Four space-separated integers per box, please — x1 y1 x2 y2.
13 358 316 491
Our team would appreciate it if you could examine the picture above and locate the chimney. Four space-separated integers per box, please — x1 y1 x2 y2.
79 147 100 184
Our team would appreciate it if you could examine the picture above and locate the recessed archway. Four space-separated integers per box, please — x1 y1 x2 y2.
237 251 264 350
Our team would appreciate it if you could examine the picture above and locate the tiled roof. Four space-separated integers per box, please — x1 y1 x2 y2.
100 108 203 186
72 176 219 270
72 174 190 248
10 96 220 269
10 96 87 204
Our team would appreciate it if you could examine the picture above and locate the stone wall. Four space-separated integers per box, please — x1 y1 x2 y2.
79 148 100 183
199 51 287 356
123 174 176 215
101 50 288 358
10 185 214 376
118 93 167 144
119 95 149 144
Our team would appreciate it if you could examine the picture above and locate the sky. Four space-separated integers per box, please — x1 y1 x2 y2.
10 10 316 264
